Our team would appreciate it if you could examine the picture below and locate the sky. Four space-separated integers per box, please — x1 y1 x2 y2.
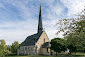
0 0 85 45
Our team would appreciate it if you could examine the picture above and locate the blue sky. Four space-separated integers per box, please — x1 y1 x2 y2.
0 0 85 45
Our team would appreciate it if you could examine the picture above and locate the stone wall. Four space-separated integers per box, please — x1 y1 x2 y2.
36 31 50 55
17 46 35 55
17 31 51 55
41 48 50 55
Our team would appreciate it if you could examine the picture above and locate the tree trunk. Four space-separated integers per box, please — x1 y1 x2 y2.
69 50 72 55
2 55 5 57
56 52 57 56
75 50 76 55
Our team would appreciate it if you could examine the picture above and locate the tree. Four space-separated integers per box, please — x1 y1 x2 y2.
6 45 12 55
11 41 19 54
56 8 85 53
0 40 7 57
50 38 67 55
7 45 11 52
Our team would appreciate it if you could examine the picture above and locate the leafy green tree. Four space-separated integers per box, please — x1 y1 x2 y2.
50 38 67 55
6 45 12 55
7 45 11 52
0 40 7 57
67 44 76 54
11 41 19 54
56 8 85 53
65 33 78 54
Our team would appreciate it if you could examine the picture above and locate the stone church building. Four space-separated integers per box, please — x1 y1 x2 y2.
17 5 51 55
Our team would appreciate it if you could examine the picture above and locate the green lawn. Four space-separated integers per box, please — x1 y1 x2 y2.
6 55 59 57
6 52 85 57
72 52 85 56
5 55 85 57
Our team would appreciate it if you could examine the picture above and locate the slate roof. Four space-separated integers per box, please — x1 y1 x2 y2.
19 5 44 47
41 42 50 48
20 31 43 46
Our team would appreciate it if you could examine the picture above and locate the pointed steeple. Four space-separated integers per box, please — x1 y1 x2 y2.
38 4 43 33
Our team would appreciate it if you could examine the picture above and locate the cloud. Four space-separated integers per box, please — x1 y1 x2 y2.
60 0 85 17
0 0 85 45
0 19 38 45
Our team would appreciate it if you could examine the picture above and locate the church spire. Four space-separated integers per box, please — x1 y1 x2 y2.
38 4 43 33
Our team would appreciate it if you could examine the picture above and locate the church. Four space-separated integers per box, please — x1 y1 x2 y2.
17 5 51 55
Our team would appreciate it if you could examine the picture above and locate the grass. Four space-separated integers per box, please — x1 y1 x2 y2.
6 55 59 57
6 52 85 57
72 52 85 56
6 55 85 57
